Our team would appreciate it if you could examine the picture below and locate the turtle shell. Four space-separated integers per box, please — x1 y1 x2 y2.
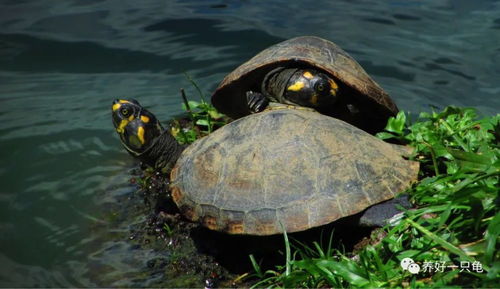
211 36 399 132
170 109 418 236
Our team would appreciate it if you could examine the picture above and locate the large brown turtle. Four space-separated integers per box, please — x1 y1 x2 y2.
111 99 419 236
212 36 398 134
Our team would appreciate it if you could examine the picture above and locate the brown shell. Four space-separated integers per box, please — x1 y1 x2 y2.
211 36 399 121
170 109 418 236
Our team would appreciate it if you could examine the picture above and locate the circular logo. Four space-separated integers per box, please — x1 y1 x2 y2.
408 263 421 274
400 257 414 270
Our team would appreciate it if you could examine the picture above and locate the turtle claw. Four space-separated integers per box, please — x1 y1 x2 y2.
246 91 269 113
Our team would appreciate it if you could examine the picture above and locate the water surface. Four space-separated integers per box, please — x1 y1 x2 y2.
1 0 499 287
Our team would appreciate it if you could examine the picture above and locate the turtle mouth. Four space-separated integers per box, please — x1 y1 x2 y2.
112 115 121 129
111 112 123 130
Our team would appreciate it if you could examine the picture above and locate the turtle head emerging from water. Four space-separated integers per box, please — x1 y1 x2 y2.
111 99 185 169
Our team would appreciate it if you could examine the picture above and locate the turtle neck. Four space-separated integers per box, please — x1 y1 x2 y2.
136 130 187 171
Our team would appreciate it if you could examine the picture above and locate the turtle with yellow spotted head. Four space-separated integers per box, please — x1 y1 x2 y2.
112 99 184 168
112 99 419 236
212 36 399 134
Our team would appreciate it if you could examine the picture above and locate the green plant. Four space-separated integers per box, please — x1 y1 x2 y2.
171 75 228 144
163 223 173 237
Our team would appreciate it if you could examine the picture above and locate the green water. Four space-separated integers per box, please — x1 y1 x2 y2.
1 0 499 287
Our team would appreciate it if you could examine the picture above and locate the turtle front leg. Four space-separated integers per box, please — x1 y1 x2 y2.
246 91 269 113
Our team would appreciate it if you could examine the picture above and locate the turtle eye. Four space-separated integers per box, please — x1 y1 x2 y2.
315 80 328 93
121 107 130 117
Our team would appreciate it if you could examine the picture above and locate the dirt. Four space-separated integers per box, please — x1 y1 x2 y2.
125 167 247 288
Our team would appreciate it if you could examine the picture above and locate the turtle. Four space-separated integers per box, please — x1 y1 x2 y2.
211 36 399 134
111 99 419 236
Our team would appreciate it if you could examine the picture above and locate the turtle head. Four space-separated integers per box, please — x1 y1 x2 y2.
111 99 163 156
283 69 339 109
111 99 185 170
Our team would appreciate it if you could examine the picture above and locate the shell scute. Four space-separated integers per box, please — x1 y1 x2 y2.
170 109 419 235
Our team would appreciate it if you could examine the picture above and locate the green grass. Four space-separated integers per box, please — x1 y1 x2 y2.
248 107 499 288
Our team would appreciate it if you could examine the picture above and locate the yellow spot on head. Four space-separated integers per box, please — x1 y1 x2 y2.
112 103 121 111
137 126 145 145
140 115 150 123
119 100 130 104
287 81 305 92
329 79 338 95
303 71 314 79
128 115 135 121
116 119 129 134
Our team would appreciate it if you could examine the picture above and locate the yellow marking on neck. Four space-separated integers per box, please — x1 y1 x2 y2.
303 71 314 79
329 79 338 94
137 126 145 144
140 115 150 123
287 81 305 92
112 103 121 111
116 119 129 134
310 93 318 105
